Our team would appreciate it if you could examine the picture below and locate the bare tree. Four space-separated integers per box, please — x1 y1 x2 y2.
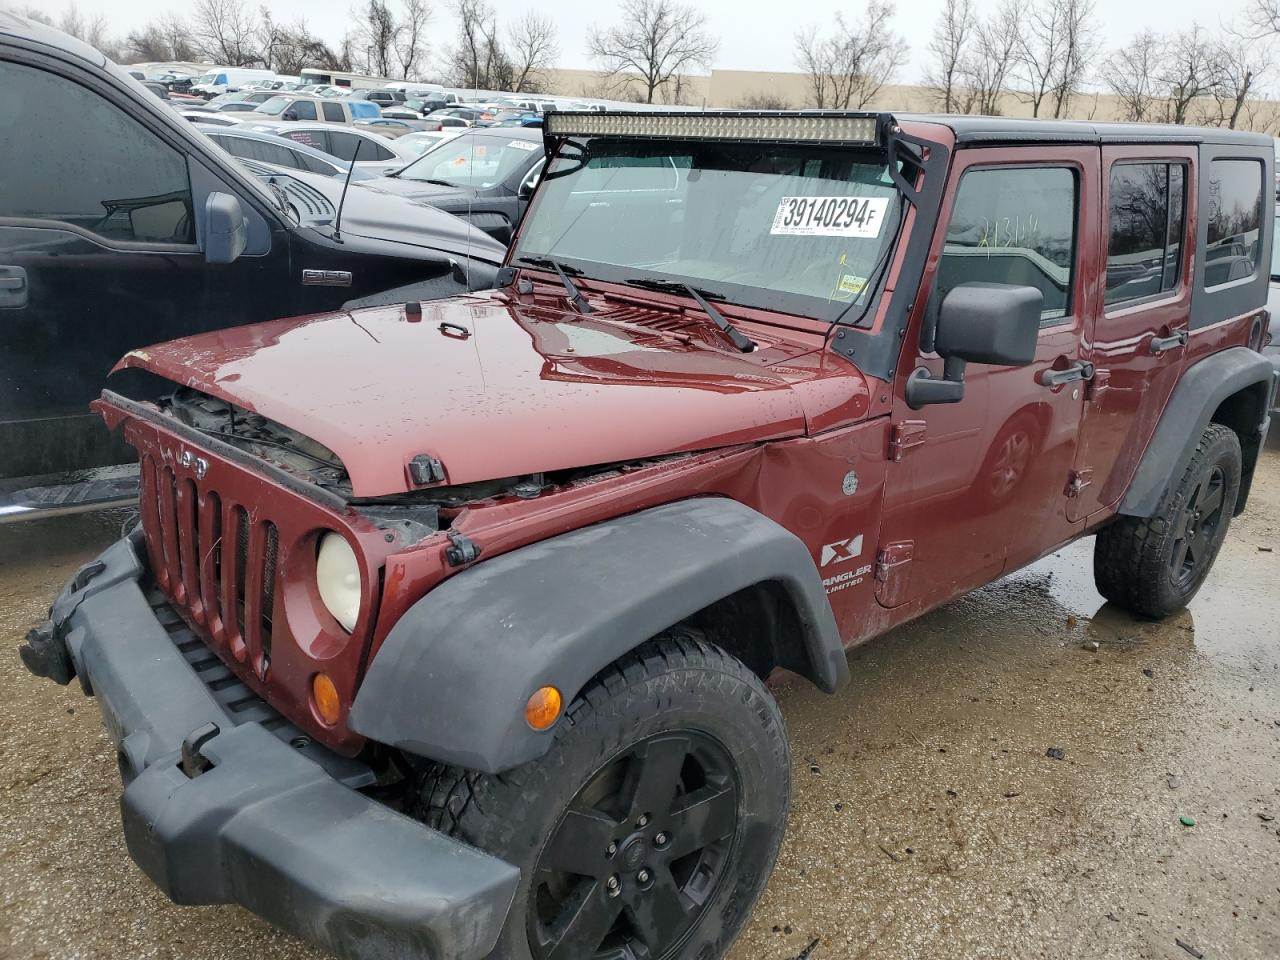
507 12 558 93
1099 30 1164 121
734 92 791 109
587 0 717 104
958 1 1021 115
794 2 905 109
124 15 199 63
447 0 510 89
1050 0 1098 117
352 1 398 76
922 0 974 112
191 0 259 66
1157 25 1221 124
1202 26 1266 128
395 0 431 79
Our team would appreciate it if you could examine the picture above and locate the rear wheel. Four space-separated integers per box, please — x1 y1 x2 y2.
1094 423 1240 618
412 634 789 960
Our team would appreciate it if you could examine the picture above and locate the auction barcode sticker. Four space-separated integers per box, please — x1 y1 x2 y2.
770 196 889 238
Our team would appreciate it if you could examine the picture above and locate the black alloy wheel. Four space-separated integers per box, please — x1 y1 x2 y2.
528 732 739 960
411 635 790 960
1169 464 1226 587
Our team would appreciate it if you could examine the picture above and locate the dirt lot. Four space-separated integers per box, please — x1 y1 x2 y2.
1 447 1278 960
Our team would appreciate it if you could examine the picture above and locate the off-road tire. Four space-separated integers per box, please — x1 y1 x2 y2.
1094 423 1241 618
410 633 790 960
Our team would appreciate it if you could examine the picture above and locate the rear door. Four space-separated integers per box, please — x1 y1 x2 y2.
0 55 291 480
1068 146 1194 520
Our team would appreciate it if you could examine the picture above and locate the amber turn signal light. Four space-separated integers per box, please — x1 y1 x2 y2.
312 673 341 726
525 686 562 731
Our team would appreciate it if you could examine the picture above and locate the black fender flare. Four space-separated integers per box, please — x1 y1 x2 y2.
1120 347 1276 517
348 497 848 773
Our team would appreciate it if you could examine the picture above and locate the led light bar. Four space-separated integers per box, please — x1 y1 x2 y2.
543 111 889 145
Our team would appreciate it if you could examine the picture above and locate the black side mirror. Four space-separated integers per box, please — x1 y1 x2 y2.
202 192 247 264
906 282 1043 409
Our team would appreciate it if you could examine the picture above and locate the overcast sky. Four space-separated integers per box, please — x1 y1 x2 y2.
36 0 1254 80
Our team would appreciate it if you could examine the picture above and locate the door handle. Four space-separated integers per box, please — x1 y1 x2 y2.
1149 330 1188 354
1037 360 1095 387
0 265 27 308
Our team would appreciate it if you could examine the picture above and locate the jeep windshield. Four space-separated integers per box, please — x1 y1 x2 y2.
514 137 904 324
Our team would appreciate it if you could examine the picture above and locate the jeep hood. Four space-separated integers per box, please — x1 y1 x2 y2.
114 295 818 498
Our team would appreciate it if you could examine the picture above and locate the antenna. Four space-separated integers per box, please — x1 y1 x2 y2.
461 66 479 293
333 138 363 241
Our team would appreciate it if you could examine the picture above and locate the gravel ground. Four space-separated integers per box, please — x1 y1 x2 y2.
1 446 1277 960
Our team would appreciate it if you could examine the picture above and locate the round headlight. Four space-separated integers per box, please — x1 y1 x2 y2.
316 533 361 633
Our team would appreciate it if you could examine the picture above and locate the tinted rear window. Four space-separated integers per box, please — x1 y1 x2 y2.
1205 159 1263 288
1105 162 1186 305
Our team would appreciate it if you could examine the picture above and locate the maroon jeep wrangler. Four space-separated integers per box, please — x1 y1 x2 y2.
22 112 1279 960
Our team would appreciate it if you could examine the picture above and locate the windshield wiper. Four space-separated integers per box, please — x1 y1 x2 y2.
624 277 755 353
517 255 593 314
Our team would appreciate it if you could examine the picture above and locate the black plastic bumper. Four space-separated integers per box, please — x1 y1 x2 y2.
21 532 519 960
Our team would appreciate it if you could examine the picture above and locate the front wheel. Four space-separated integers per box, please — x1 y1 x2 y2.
412 634 790 960
1094 422 1241 618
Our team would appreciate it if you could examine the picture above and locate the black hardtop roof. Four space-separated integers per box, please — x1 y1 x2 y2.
901 113 1273 148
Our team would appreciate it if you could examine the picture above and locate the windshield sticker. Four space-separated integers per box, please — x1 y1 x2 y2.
836 274 867 297
507 139 539 151
770 196 889 238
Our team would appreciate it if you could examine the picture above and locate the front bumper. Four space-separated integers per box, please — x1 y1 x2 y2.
21 532 519 960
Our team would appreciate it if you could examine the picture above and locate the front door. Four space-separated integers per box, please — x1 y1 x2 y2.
876 147 1102 614
0 55 291 481
1068 147 1195 520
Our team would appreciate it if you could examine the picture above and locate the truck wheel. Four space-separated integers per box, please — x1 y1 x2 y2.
1093 423 1241 618
411 633 789 960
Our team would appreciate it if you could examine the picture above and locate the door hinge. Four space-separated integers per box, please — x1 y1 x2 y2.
1066 469 1094 497
888 420 927 462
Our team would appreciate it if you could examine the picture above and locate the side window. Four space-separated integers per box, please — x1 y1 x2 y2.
365 139 397 161
1205 159 1263 288
326 131 360 162
1105 162 1187 305
292 99 318 121
938 166 1077 324
284 129 329 154
0 61 193 244
322 101 345 123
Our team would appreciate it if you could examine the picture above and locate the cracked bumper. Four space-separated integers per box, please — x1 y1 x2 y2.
21 532 519 960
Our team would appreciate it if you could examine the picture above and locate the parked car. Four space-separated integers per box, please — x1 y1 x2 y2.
177 109 243 127
245 93 363 124
240 121 416 175
404 95 448 116
0 14 507 511
22 109 1278 960
396 129 463 156
358 125 545 243
209 90 277 108
351 88 405 108
199 127 379 179
148 70 193 94
190 67 276 98
1264 207 1280 413
354 118 425 137
422 110 472 130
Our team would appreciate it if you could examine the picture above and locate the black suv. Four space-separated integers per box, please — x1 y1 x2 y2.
0 15 505 510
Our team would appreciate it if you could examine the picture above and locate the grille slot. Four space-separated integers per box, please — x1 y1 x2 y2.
139 461 281 679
